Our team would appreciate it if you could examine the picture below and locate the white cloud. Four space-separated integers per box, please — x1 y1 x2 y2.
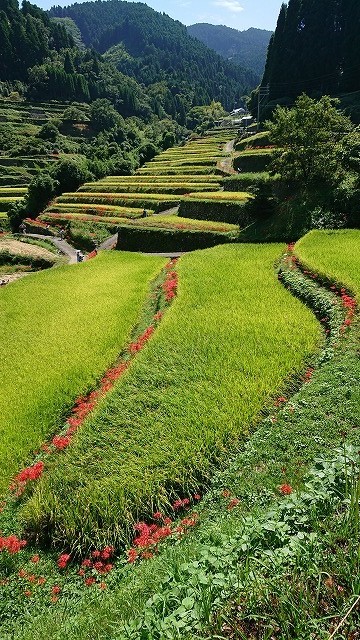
212 0 244 12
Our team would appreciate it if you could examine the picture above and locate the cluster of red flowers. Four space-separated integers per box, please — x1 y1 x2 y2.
303 367 314 382
10 461 45 496
163 260 178 302
77 546 114 587
126 494 201 564
57 553 71 569
0 535 27 554
128 326 155 354
52 435 72 450
279 483 293 495
247 145 276 150
221 489 240 510
340 290 356 331
275 396 287 407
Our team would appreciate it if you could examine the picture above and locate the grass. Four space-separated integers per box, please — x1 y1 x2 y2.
116 215 239 233
58 193 180 202
136 167 219 175
100 175 221 183
40 213 130 226
21 243 321 552
295 229 360 297
0 251 165 496
4 233 360 640
45 203 149 218
78 183 219 195
0 197 24 212
0 187 27 196
185 191 251 201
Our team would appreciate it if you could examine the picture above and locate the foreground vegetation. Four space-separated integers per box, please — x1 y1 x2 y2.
20 243 320 551
0 231 359 640
0 251 165 494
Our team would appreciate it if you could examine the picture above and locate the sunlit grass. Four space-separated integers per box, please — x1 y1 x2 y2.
295 229 360 298
0 251 165 496
22 244 321 551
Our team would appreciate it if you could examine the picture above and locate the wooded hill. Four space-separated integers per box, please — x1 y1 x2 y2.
187 24 272 81
263 0 360 106
48 0 257 113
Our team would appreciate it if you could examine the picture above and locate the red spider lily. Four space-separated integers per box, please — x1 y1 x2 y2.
37 576 46 585
172 497 190 510
128 326 155 354
221 489 231 498
18 569 27 579
163 270 178 302
193 494 201 501
153 311 163 322
57 553 71 569
52 435 72 450
10 461 44 494
30 554 40 564
24 590 32 597
0 535 27 554
279 483 293 495
52 585 61 595
153 512 163 520
227 498 240 510
85 577 96 587
126 548 138 563
100 546 114 561
81 559 92 568
275 396 287 407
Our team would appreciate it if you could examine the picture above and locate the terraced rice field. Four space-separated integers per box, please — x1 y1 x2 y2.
115 214 239 232
0 251 165 494
21 244 321 550
0 100 90 224
295 229 360 297
41 129 251 235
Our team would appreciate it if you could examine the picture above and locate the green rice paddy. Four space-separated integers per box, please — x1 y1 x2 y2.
0 251 165 495
22 243 321 551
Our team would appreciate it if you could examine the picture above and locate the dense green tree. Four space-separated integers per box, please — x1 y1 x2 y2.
37 121 59 142
90 98 121 131
267 94 352 184
27 173 59 215
262 0 360 106
51 157 90 192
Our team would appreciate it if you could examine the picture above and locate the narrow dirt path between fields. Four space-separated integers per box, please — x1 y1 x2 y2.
151 206 180 217
218 139 236 175
24 234 78 264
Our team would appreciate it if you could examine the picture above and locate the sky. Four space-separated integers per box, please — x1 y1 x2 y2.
35 0 283 31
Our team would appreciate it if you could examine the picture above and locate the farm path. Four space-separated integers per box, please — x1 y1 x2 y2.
25 234 78 264
218 138 236 175
98 234 118 251
151 206 180 217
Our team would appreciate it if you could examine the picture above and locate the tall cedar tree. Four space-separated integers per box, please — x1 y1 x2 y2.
263 0 359 101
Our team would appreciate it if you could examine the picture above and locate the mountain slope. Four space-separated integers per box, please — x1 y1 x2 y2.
48 0 257 112
187 24 272 80
0 0 73 81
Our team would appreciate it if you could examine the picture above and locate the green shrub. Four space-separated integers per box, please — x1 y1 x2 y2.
234 152 272 173
223 173 275 191
179 198 251 225
0 249 55 270
235 131 271 151
116 224 239 252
